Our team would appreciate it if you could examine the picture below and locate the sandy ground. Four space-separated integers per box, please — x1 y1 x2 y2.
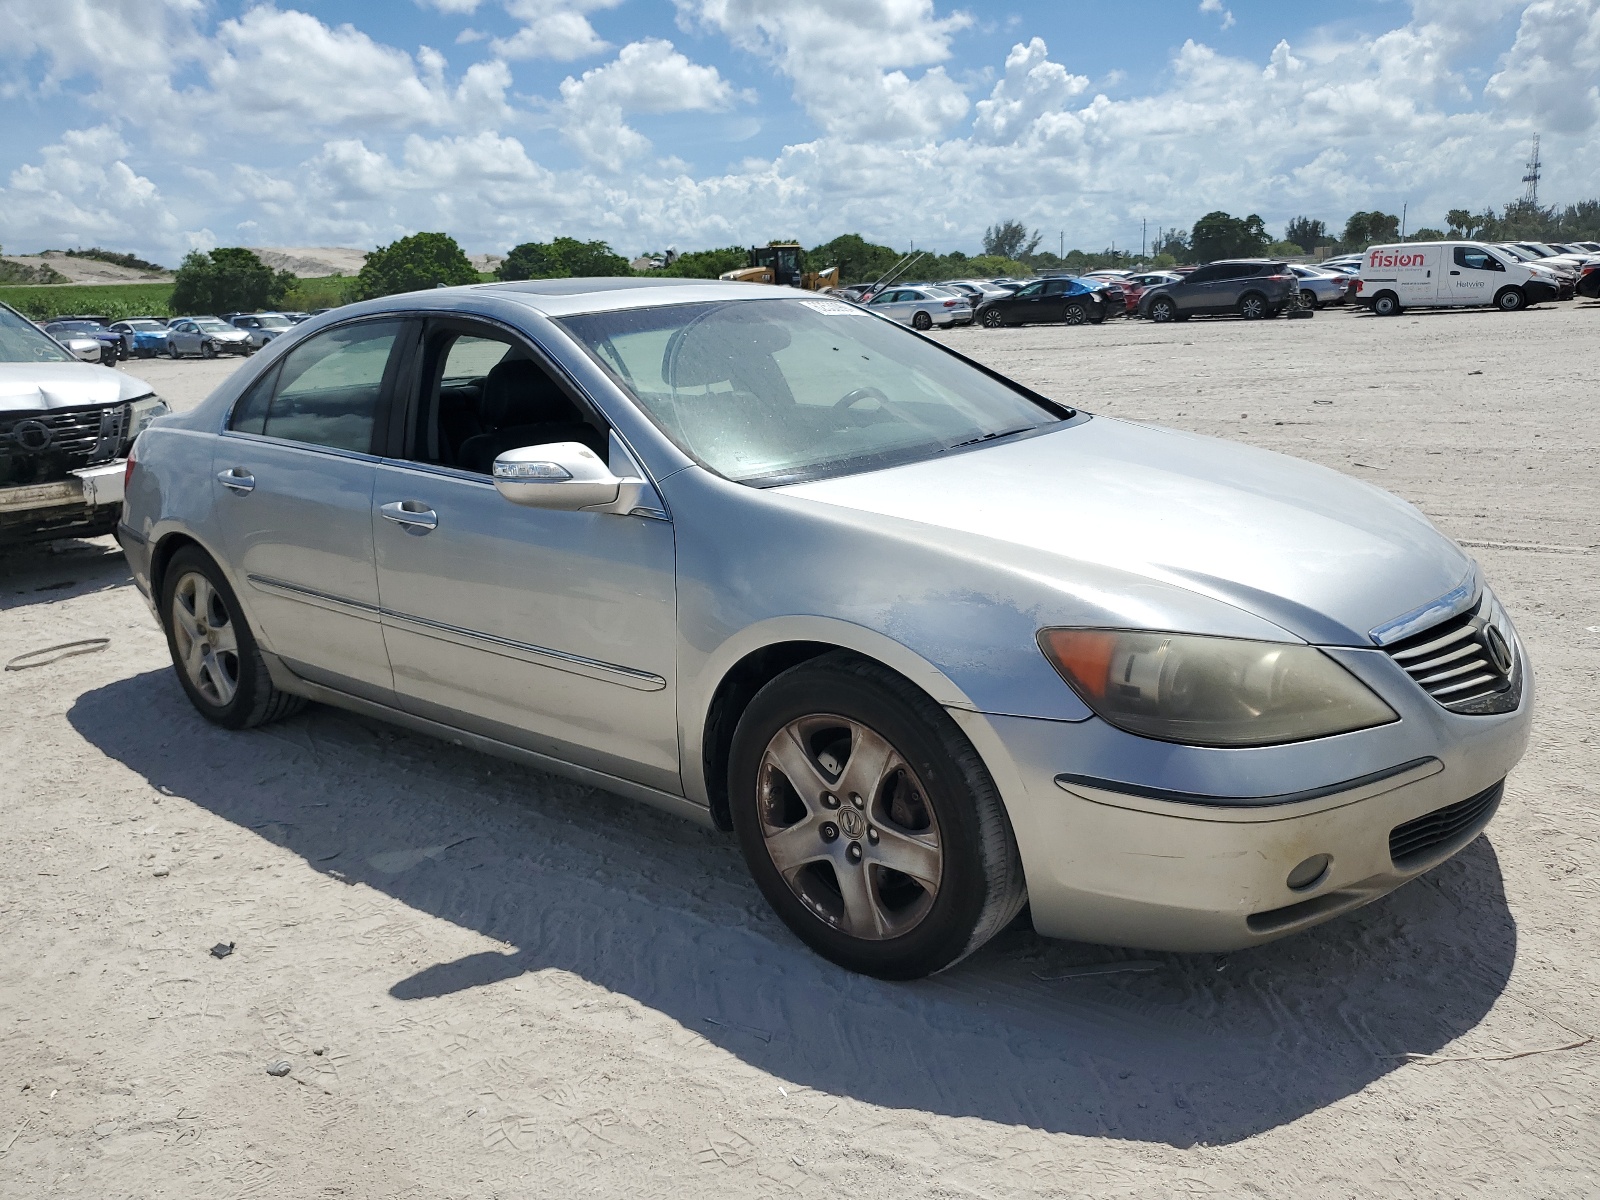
2 302 1597 1197
255 248 505 277
1 253 172 285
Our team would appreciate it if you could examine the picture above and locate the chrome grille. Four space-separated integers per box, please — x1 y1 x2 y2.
1382 592 1518 714
1389 780 1503 867
0 403 129 467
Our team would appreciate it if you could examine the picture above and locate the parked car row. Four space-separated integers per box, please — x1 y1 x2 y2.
33 311 315 362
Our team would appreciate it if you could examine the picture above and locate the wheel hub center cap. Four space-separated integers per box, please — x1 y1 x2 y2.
838 808 866 840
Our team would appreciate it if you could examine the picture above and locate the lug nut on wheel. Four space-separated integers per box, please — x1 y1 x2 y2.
847 842 863 863
822 793 840 809
867 827 879 845
850 794 864 809
820 822 839 842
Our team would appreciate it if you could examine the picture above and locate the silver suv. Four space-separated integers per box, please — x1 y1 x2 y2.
1139 260 1298 322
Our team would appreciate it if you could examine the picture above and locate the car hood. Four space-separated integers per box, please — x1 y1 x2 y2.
778 417 1470 647
0 362 155 413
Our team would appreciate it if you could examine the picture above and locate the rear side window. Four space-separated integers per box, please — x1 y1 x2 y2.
228 320 400 452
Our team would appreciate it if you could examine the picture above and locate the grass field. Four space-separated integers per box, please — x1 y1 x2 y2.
0 276 357 321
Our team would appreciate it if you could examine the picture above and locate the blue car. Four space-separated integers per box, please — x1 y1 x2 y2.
975 276 1109 327
109 318 171 358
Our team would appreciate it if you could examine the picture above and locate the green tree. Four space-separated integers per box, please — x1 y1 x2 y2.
1341 211 1400 249
653 246 750 278
1190 211 1270 262
982 219 1042 261
806 233 900 285
170 247 294 314
354 232 478 300
1445 208 1479 238
1266 239 1305 257
1284 216 1328 253
497 237 630 281
1409 228 1446 242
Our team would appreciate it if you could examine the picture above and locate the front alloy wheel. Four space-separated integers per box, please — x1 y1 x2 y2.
1149 298 1176 323
981 308 1004 328
729 653 1026 978
757 715 943 941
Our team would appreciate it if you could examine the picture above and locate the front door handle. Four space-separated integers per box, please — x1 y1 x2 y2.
380 500 439 533
1450 270 1461 275
217 468 255 493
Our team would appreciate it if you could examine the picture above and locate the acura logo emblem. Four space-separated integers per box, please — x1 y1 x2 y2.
1484 625 1513 676
11 419 52 452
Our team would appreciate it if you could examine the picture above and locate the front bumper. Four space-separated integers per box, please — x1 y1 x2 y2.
949 641 1533 952
0 461 126 544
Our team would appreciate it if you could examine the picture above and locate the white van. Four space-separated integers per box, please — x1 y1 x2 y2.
1356 241 1560 316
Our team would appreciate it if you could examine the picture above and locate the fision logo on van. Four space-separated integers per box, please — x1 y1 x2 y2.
1368 250 1427 268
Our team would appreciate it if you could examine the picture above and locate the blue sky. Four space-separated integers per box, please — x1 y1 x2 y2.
1 1 1595 263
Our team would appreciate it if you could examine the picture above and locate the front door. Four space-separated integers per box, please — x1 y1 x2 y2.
1443 245 1505 305
370 319 680 792
214 317 409 702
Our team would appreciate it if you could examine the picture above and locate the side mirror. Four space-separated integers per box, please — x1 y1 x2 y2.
492 442 645 513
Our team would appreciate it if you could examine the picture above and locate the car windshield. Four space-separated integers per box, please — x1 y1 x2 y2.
560 298 1067 486
256 315 293 329
54 321 101 333
1 306 73 363
194 318 232 332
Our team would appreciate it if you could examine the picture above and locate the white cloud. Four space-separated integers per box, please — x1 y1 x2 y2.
1200 0 1237 31
677 0 974 139
0 126 182 252
558 38 742 168
492 0 623 60
1485 0 1600 133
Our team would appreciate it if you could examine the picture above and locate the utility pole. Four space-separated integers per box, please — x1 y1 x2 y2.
1401 203 1407 240
1141 218 1147 259
1059 230 1064 259
1522 134 1542 205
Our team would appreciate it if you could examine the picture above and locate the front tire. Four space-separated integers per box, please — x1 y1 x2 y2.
1148 297 1176 323
167 341 181 359
1495 287 1526 311
729 652 1027 979
980 308 1004 328
1239 292 1268 320
161 547 305 730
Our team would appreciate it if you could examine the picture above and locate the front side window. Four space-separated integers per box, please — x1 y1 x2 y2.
1013 282 1043 299
230 320 400 452
1455 247 1501 272
560 298 1066 486
0 305 71 363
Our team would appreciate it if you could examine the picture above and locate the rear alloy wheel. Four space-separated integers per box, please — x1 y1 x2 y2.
911 310 933 331
1148 297 1177 323
981 308 1004 328
1300 289 1319 310
1062 303 1087 325
161 547 305 730
1239 292 1268 320
1495 287 1526 312
730 653 1026 979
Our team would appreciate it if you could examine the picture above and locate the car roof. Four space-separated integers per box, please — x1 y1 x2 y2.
324 278 814 321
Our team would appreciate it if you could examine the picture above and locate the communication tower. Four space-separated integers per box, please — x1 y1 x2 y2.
1521 134 1542 206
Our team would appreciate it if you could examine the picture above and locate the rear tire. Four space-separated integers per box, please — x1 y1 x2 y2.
911 310 933 331
160 546 306 730
729 652 1027 980
1062 303 1087 325
1148 297 1177 323
1300 289 1319 310
1371 291 1401 317
1495 287 1526 312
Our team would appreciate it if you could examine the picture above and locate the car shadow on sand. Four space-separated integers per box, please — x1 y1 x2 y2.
0 536 132 612
70 669 1517 1148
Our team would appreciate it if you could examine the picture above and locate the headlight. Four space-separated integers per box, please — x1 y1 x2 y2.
124 395 170 452
1037 628 1398 747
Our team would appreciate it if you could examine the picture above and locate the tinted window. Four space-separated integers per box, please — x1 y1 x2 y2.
1013 282 1044 299
1185 265 1222 283
1042 280 1069 296
231 320 399 452
1455 247 1500 272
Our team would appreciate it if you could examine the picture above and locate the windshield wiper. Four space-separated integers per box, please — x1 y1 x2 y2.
945 426 1035 451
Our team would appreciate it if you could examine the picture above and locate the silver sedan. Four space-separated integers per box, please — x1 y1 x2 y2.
118 280 1531 978
1290 266 1353 308
864 285 973 329
165 317 254 358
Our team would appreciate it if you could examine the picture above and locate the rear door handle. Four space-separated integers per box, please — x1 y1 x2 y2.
380 500 438 533
217 468 255 493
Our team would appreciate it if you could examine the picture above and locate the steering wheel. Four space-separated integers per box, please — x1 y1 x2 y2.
834 386 892 410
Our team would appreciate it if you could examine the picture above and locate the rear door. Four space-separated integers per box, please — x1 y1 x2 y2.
215 317 410 702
